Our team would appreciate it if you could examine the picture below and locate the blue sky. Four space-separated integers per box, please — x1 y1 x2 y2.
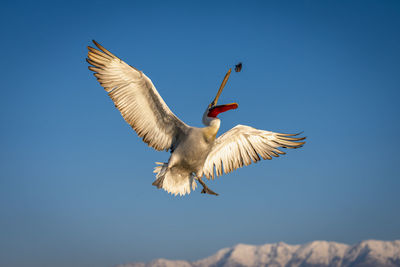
1 0 400 266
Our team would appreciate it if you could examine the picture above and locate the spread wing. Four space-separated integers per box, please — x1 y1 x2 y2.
87 40 190 151
203 125 305 179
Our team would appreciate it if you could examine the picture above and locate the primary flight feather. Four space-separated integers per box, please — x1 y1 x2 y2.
87 40 305 196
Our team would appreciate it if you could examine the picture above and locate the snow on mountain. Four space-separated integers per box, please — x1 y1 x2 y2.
116 240 400 267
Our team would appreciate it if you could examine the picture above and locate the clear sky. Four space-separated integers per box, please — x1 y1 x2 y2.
1 1 400 266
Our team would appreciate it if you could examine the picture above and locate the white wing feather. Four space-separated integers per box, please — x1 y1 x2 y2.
203 125 305 179
87 40 189 151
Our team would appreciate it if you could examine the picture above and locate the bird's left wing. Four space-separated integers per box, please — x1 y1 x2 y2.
202 125 305 179
87 40 190 151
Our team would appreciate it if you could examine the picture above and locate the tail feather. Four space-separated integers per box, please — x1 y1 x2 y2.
153 162 197 196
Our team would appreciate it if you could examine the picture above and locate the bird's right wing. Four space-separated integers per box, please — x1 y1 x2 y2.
87 40 190 151
202 125 305 179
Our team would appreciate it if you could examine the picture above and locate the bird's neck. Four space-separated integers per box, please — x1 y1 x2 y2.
202 118 220 141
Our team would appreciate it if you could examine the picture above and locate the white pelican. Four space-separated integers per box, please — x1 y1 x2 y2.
87 40 305 196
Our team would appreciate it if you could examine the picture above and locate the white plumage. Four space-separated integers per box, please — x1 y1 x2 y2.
203 125 304 179
87 40 305 196
87 42 189 151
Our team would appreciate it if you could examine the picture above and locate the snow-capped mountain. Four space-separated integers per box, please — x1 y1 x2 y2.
116 240 400 267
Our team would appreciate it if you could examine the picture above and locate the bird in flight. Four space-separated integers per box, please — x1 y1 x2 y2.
87 40 305 196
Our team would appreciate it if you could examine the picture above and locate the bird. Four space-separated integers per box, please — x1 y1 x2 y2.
86 40 305 196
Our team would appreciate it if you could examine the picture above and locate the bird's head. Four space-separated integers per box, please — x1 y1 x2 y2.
202 68 238 126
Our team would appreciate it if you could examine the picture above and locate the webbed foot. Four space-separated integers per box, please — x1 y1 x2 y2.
197 177 219 196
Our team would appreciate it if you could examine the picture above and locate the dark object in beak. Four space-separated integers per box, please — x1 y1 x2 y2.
235 62 242 72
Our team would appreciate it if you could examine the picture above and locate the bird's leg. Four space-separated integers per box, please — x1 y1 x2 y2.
196 177 219 196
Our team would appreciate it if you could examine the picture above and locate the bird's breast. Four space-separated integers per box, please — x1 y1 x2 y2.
172 128 215 170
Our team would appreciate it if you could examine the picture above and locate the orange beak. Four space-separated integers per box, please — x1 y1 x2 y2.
211 69 232 107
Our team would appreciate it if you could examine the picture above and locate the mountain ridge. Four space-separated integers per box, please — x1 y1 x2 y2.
116 240 400 267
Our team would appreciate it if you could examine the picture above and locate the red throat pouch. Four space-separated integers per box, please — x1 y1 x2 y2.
208 103 238 118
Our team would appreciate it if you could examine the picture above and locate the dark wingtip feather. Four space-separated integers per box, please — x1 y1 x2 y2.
91 40 116 58
278 131 304 137
279 136 306 141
